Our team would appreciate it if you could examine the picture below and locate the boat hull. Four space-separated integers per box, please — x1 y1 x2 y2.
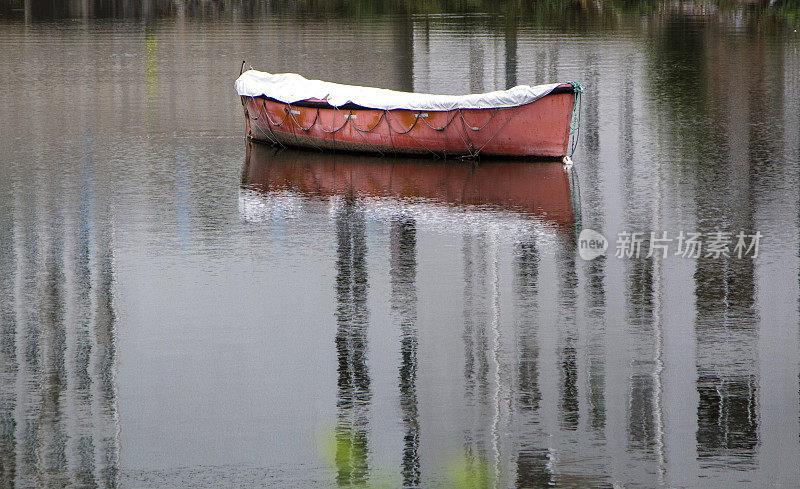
240 85 576 158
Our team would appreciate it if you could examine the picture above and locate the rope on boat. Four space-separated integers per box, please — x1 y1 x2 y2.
456 111 477 156
250 98 487 158
458 108 500 131
457 107 502 158
318 109 351 134
384 110 422 135
260 99 291 127
348 109 387 133
568 81 584 158
420 110 459 132
251 99 284 147
337 106 386 156
286 105 301 147
287 105 320 132
385 110 440 157
287 104 324 152
248 82 583 159
252 96 467 157
474 109 515 157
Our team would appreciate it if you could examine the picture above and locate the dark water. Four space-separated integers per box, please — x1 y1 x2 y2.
1 1 799 487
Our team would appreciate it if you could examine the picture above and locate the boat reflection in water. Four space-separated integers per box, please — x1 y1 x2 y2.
239 141 579 487
240 141 577 233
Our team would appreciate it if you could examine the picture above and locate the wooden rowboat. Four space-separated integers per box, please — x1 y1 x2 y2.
236 70 582 160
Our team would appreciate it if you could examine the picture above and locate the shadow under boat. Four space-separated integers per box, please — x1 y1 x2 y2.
241 141 578 230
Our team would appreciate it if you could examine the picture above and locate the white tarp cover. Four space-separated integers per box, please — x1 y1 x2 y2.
235 70 561 111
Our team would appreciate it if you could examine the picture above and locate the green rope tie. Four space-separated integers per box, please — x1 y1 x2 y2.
567 81 584 158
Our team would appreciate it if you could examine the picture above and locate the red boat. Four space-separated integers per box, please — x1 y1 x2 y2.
236 70 582 160
241 142 577 229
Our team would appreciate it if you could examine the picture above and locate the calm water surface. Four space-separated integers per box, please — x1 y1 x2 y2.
1 2 799 488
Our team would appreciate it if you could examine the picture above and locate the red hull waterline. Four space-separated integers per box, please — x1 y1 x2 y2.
240 85 578 159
